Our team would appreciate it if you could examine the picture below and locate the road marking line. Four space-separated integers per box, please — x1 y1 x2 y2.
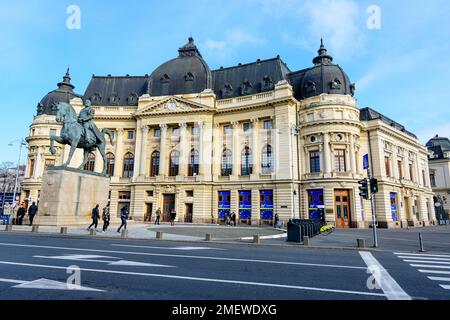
0 243 366 270
395 252 450 258
13 278 104 292
359 251 411 300
33 255 174 268
112 244 225 251
419 270 450 275
0 278 27 285
398 256 450 262
440 285 450 290
410 264 450 270
0 260 386 298
428 277 450 282
404 260 450 265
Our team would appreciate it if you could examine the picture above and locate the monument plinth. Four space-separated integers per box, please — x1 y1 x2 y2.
37 167 110 226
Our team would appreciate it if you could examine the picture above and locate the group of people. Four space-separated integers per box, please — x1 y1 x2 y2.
224 211 237 226
87 204 129 233
153 207 177 226
1 202 38 226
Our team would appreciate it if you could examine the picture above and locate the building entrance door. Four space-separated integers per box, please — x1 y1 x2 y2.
185 203 193 223
335 190 352 228
163 194 175 222
145 203 153 223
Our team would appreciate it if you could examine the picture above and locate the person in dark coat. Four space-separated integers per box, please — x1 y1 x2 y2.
230 212 237 227
155 208 161 225
87 204 100 231
17 204 26 226
170 208 176 226
102 204 111 232
117 205 129 233
27 202 38 226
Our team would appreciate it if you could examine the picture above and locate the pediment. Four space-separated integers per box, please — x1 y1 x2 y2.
134 96 213 118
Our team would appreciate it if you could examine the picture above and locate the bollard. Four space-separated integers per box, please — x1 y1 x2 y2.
32 226 39 233
303 236 310 246
419 233 426 253
205 233 212 241
357 239 366 248
156 231 163 240
60 227 68 235
5 225 12 232
253 235 261 244
90 229 96 236
121 229 128 239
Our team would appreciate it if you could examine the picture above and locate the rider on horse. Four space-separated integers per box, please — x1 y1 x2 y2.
79 99 103 145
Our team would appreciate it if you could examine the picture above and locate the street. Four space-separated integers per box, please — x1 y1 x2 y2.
0 233 449 301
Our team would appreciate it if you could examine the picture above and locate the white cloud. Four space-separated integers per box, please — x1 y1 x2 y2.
203 28 264 59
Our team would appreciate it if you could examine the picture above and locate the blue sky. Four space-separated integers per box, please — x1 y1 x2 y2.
1 0 449 164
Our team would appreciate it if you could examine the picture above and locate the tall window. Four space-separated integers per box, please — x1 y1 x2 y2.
169 150 180 176
123 153 134 178
422 170 427 186
29 159 35 177
430 172 436 187
241 147 253 176
150 151 160 177
221 149 232 176
262 145 273 174
385 156 391 177
127 130 135 140
409 163 414 181
154 128 161 138
263 120 272 130
334 150 346 172
310 151 320 173
398 160 403 178
243 122 252 133
188 149 199 176
84 153 95 172
223 125 232 135
106 153 115 176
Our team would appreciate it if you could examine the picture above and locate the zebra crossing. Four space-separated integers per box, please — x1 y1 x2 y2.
395 252 450 290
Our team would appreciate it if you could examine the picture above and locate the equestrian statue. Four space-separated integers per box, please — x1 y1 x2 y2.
50 100 114 176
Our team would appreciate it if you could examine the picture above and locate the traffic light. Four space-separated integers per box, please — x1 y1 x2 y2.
370 178 379 194
358 179 369 200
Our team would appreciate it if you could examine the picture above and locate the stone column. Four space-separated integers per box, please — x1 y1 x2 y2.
198 121 205 177
323 132 331 176
251 119 260 176
94 148 102 173
232 122 240 179
349 133 357 176
179 123 188 177
139 125 149 177
35 147 44 178
392 146 399 179
159 124 168 177
114 129 124 177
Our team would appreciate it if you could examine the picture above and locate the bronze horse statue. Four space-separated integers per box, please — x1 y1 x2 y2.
50 101 114 175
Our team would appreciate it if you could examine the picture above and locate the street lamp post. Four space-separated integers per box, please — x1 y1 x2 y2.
290 126 300 220
8 139 27 209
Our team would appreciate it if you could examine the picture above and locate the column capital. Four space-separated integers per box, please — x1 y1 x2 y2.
116 128 124 134
231 121 240 128
160 124 168 131
141 125 149 132
251 118 259 124
179 123 188 129
197 121 205 129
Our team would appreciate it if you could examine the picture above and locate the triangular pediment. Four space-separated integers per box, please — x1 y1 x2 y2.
134 96 213 118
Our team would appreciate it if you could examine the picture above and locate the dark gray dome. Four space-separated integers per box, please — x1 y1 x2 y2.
37 69 82 116
427 135 450 160
299 40 355 99
148 37 212 96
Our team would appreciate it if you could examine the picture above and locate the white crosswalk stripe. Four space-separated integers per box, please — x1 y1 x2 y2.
395 252 450 291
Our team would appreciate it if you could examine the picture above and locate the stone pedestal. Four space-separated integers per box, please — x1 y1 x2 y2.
37 167 110 227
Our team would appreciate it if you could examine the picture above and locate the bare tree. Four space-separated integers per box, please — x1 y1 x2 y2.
0 161 15 194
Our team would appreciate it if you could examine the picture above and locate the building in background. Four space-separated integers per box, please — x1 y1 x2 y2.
21 38 435 228
427 135 450 224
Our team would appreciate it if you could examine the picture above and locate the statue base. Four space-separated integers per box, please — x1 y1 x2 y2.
37 167 110 227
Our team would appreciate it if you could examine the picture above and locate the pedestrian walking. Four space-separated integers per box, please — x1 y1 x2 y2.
231 212 237 227
225 212 231 226
102 204 111 232
274 213 281 228
155 207 161 225
170 208 176 226
27 202 38 226
17 204 26 226
87 204 100 231
3 203 12 225
117 205 129 233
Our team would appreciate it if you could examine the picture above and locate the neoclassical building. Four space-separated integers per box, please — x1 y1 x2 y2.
22 38 436 228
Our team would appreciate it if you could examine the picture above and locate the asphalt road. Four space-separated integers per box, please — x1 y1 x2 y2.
0 233 449 301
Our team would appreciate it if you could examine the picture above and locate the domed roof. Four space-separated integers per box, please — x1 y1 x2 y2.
427 135 450 160
148 37 212 96
299 39 355 99
37 69 82 116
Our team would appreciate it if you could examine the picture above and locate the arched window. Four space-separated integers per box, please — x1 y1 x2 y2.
123 153 134 178
83 152 95 172
221 149 232 176
150 151 160 177
169 150 180 177
241 147 253 176
261 145 273 174
106 153 115 177
188 149 199 176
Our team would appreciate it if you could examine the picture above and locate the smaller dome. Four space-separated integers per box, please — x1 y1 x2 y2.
37 69 82 116
426 135 450 150
148 37 212 97
300 39 355 99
